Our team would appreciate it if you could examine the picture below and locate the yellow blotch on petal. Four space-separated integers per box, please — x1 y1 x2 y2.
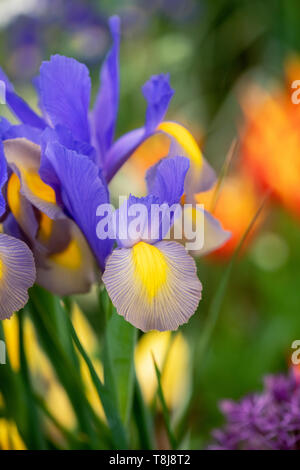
38 212 54 243
49 238 82 271
132 242 168 301
24 169 56 204
158 121 203 169
7 172 21 219
135 331 190 409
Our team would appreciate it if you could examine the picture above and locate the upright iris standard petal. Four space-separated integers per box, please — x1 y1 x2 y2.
0 67 46 129
115 194 160 248
142 74 174 134
92 16 120 166
115 156 189 247
146 155 189 205
0 234 36 320
103 240 202 332
105 74 174 181
39 55 91 142
43 142 114 270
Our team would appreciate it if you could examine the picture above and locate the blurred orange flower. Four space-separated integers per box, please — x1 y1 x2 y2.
240 58 300 219
196 170 265 259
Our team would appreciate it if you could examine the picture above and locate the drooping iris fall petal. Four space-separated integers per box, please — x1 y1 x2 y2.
3 138 63 220
0 234 35 320
103 240 202 332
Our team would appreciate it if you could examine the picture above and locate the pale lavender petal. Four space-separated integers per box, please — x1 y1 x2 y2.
103 240 202 332
0 234 36 319
3 138 64 220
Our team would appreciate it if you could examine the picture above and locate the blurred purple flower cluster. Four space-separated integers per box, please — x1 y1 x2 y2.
210 372 300 450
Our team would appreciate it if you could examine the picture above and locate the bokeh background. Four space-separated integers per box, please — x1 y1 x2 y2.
0 0 300 450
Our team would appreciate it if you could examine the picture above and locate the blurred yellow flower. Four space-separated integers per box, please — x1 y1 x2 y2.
135 331 190 411
2 314 76 431
0 419 26 450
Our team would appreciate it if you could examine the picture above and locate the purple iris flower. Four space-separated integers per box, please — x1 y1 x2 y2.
0 15 228 299
102 155 202 332
0 16 178 270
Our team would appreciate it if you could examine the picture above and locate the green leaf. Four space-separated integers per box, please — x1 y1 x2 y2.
68 313 129 449
28 286 110 449
18 309 46 449
105 305 137 425
133 375 154 450
152 354 177 450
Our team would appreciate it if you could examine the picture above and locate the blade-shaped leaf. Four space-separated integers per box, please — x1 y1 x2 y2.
152 354 177 450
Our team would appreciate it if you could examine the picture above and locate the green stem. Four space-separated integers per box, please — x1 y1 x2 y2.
153 355 177 450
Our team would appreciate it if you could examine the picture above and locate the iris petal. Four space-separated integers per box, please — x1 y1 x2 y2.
115 156 189 247
92 16 120 166
103 240 202 332
200 209 231 255
38 55 91 142
6 171 39 242
173 206 231 255
146 155 189 205
0 140 7 217
115 194 159 248
43 142 114 270
158 122 216 197
36 222 95 296
3 138 63 220
0 234 36 320
142 75 174 134
105 75 174 182
0 67 46 129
